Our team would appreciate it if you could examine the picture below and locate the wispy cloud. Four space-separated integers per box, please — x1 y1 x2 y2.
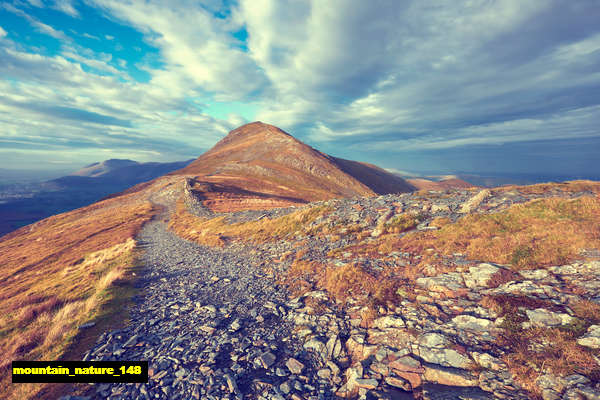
3 3 70 40
52 0 79 17
0 0 599 174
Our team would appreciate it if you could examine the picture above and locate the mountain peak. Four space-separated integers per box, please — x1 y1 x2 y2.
172 122 414 210
212 121 296 150
71 159 139 177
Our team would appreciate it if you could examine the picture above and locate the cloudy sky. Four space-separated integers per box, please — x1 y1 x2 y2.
1 0 599 177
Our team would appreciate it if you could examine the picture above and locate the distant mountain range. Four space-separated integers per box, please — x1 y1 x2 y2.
389 170 600 188
0 159 192 236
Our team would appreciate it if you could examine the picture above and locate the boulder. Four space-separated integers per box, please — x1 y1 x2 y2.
577 325 600 349
525 308 574 328
459 189 490 213
388 356 423 389
470 352 505 371
372 315 406 330
346 335 378 361
422 365 479 387
416 333 471 369
384 375 411 391
416 273 466 297
451 315 494 332
285 358 305 374
462 263 502 288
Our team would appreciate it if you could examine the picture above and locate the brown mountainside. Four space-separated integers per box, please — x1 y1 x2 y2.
172 122 414 211
407 177 475 191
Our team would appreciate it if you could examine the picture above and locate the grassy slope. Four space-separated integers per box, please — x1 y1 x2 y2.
0 193 156 400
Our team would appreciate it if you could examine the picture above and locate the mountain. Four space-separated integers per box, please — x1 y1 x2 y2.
407 177 475 190
2 121 600 400
0 159 192 236
171 121 414 211
43 159 194 191
71 159 140 177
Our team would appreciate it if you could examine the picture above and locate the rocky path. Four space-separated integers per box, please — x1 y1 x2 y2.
79 197 333 400
67 184 600 400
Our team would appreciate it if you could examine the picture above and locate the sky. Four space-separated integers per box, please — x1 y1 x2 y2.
0 0 599 177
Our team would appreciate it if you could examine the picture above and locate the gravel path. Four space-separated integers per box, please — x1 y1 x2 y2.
80 197 333 400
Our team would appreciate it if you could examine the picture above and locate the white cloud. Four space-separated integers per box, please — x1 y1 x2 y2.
233 0 600 157
0 26 6 38
53 0 79 17
3 4 70 40
0 31 237 167
61 49 123 76
82 32 100 40
1 0 600 171
91 0 268 101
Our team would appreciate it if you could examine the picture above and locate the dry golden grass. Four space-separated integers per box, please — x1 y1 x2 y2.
169 199 333 245
383 213 425 234
0 194 155 400
569 299 600 324
282 257 401 310
480 293 600 397
494 180 600 196
397 195 600 271
429 216 452 228
481 294 562 317
502 327 599 397
486 268 521 288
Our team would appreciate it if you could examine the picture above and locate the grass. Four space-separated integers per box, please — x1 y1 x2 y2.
395 195 600 271
383 213 425 234
169 198 334 245
0 194 155 400
501 325 600 398
282 257 401 312
479 294 600 397
494 180 600 196
326 187 600 279
570 299 600 324
486 268 520 288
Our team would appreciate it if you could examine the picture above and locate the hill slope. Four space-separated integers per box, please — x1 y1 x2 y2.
0 159 192 236
171 121 414 211
407 177 475 190
71 159 139 178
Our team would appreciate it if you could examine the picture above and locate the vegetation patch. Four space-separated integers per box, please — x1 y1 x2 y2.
502 327 600 397
169 199 334 245
486 268 520 288
0 196 155 400
479 293 600 397
494 180 600 196
481 294 564 316
570 300 600 324
282 257 401 311
397 195 600 271
383 213 426 234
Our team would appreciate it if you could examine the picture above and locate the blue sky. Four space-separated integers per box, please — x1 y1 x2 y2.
0 0 599 177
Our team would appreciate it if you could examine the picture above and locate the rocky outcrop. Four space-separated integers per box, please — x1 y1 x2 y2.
73 182 600 400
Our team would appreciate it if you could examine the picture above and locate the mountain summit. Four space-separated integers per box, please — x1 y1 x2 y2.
172 122 414 211
71 159 139 177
